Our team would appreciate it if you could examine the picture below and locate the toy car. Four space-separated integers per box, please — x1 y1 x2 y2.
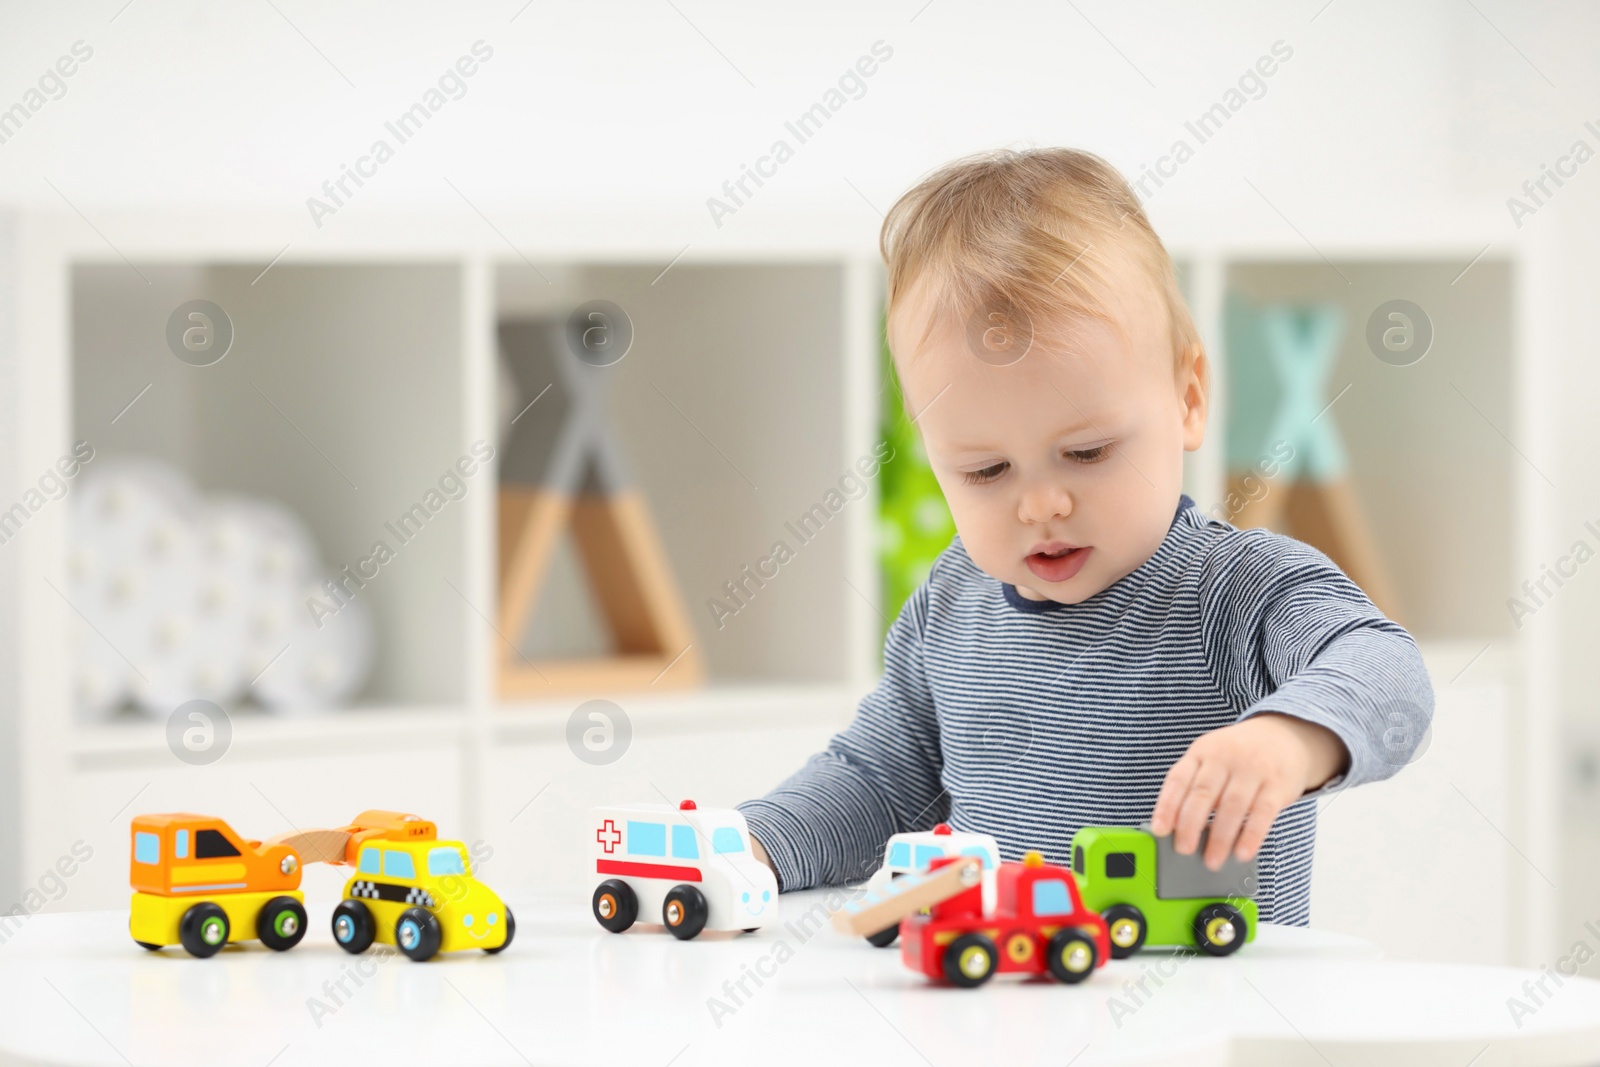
128 814 307 958
590 800 778 939
860 823 1001 947
1070 824 1258 958
319 811 513 961
834 850 1111 988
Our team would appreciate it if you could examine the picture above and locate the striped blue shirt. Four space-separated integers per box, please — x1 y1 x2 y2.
738 494 1434 925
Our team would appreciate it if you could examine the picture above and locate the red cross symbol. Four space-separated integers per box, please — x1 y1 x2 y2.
596 819 622 853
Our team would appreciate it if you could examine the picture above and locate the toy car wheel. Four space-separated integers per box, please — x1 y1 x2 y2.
942 933 998 988
592 879 638 933
331 899 376 955
865 923 900 948
178 902 230 959
134 941 162 951
1193 903 1247 957
1046 927 1100 983
484 907 514 954
396 907 442 962
257 896 308 952
662 884 708 940
1102 904 1147 959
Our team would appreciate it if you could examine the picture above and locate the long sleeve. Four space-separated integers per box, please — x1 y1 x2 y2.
737 580 947 892
1198 526 1435 797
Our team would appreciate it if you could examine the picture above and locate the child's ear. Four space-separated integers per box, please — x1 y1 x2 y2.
1179 342 1209 452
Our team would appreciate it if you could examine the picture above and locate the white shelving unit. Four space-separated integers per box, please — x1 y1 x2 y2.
0 205 1557 968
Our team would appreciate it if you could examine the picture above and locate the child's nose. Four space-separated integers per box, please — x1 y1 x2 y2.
1018 480 1073 523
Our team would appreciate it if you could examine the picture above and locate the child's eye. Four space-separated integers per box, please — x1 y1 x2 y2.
962 461 1008 485
1065 445 1112 464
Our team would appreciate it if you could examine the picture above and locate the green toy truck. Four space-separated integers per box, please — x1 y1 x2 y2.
1070 824 1259 958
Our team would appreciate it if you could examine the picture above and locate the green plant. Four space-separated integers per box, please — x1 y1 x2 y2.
877 318 956 638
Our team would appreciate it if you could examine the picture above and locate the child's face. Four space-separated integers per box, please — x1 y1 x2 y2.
891 259 1207 603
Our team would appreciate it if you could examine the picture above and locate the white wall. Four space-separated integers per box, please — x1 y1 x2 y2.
0 2 1586 228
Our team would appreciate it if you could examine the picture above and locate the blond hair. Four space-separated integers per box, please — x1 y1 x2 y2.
880 147 1201 370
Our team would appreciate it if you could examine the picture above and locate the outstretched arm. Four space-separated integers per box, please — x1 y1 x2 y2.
1153 527 1434 870
738 583 946 892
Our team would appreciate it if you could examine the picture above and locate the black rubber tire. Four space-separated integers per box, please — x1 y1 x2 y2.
941 933 998 988
484 907 514 954
135 941 163 951
395 907 442 962
865 923 901 948
662 884 708 940
1193 902 1247 957
331 899 376 955
1046 927 1100 983
1102 904 1147 959
592 879 638 933
178 902 230 959
256 896 308 952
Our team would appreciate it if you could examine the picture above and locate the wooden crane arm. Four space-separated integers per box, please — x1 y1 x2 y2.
830 855 983 937
265 828 354 865
264 811 436 867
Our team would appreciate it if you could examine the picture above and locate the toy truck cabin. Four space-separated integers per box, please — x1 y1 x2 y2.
891 851 1111 988
324 811 513 962
590 800 778 940
861 823 1001 948
128 814 306 958
1070 825 1259 958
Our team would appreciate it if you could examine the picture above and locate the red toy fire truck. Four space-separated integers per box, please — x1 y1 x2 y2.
832 850 1111 988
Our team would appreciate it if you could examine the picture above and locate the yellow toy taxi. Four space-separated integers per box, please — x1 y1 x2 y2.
325 811 514 961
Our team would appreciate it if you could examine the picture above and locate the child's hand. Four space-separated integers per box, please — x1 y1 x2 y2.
1149 713 1348 871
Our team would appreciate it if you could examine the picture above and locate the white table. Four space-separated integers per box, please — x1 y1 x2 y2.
0 889 1596 1067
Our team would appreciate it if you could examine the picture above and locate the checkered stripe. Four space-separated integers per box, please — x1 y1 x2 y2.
348 880 436 909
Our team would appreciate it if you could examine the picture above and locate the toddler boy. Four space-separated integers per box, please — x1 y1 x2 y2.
737 148 1433 924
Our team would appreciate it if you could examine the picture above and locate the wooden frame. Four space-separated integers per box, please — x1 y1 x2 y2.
495 319 702 695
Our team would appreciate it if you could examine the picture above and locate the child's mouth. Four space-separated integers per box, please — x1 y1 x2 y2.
1025 542 1091 583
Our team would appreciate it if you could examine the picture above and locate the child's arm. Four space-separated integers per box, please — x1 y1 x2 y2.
1154 527 1435 870
737 583 945 892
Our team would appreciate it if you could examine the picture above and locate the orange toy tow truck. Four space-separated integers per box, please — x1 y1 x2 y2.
832 850 1111 988
129 814 307 958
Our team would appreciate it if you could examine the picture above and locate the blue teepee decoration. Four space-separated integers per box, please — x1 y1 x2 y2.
1221 291 1400 620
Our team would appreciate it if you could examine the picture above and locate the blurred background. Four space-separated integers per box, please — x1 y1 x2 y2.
0 0 1595 973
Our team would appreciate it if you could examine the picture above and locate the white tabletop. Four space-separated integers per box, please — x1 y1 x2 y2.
1 889 1597 1067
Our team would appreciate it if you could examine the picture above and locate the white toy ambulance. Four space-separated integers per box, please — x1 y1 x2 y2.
589 799 778 939
861 823 1001 946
